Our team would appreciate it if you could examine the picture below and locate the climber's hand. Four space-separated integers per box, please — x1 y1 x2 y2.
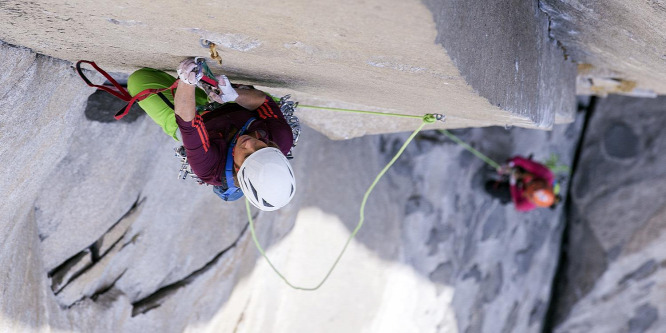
216 75 239 103
208 90 224 104
176 58 201 85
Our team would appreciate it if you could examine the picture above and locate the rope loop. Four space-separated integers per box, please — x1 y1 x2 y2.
247 119 431 290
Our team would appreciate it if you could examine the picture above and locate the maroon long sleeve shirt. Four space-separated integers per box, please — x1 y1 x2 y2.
175 97 292 186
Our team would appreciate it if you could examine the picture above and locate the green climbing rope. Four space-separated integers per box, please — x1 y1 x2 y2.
193 60 458 290
297 104 426 120
438 129 501 170
246 117 432 290
199 59 506 289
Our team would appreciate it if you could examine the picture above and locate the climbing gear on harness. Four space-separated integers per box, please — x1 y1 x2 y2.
278 95 301 159
246 114 437 290
239 147 296 211
175 146 204 184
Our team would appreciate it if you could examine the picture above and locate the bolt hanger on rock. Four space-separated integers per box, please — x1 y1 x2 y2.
200 39 222 65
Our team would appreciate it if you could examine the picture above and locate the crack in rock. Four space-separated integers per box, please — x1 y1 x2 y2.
48 194 143 299
131 222 250 317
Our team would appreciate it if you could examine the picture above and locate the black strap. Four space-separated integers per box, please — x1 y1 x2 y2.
157 92 175 110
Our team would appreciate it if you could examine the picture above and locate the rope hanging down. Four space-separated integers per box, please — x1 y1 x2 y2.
438 129 501 170
246 115 437 290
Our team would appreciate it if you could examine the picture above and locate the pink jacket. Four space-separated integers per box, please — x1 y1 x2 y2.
509 156 554 211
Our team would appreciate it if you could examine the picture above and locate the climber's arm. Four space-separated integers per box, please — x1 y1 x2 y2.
234 88 268 111
211 75 266 111
174 80 197 122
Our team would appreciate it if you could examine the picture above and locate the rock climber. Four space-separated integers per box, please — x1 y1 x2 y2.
485 155 559 211
126 58 296 211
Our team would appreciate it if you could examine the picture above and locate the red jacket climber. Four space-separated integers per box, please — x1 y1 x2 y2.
486 155 558 211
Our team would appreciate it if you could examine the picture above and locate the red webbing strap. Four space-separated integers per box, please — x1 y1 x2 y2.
76 60 219 120
115 80 179 119
76 60 132 101
76 60 183 120
200 75 218 86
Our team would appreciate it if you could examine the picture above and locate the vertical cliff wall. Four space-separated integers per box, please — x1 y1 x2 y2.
0 0 577 137
551 96 666 332
0 43 582 332
540 0 666 97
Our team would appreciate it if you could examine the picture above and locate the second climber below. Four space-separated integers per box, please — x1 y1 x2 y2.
485 155 558 211
127 58 296 211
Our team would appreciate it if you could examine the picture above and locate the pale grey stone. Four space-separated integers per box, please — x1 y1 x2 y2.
619 260 658 286
501 302 519 333
481 263 503 303
0 40 584 332
430 262 454 285
49 249 93 294
628 304 658 333
481 206 506 241
422 0 576 127
529 299 546 327
603 122 639 159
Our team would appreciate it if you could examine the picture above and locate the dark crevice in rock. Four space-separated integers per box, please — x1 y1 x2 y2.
49 250 93 294
618 260 658 287
462 265 482 282
131 222 250 317
91 270 127 302
537 1 571 62
501 302 519 333
529 299 547 327
66 270 128 309
48 194 143 297
480 263 503 303
232 299 251 333
542 97 598 332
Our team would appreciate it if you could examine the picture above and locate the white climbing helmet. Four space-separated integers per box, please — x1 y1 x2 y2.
238 147 296 211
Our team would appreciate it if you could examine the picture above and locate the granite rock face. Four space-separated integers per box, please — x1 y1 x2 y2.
0 0 575 137
540 0 666 97
0 43 583 332
552 95 666 332
423 0 577 126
